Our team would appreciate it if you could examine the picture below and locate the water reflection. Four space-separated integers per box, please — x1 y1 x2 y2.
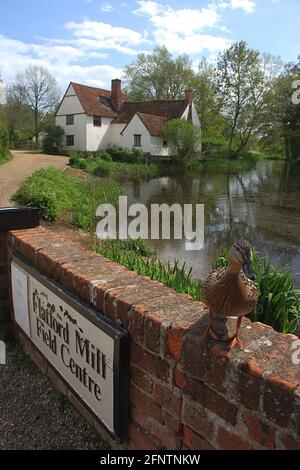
121 161 300 286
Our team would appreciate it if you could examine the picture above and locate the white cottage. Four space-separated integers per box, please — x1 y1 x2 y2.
55 79 201 156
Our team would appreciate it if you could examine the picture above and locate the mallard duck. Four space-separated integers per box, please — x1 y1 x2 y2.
201 240 259 349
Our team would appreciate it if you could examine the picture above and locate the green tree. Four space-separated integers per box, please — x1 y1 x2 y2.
216 41 279 159
164 119 201 158
190 58 224 139
2 86 35 147
42 124 65 155
124 46 194 100
259 58 300 159
11 65 60 148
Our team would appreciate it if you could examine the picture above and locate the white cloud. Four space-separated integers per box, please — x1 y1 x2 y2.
100 3 114 13
218 0 256 14
133 1 231 55
133 1 163 16
65 20 150 54
0 34 122 90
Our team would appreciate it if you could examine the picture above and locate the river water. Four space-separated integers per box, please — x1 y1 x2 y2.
121 160 300 286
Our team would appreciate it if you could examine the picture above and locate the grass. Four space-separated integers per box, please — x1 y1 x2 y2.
12 167 121 231
0 150 12 165
213 249 300 334
183 155 259 173
95 239 202 300
69 151 163 181
97 239 300 334
12 167 300 335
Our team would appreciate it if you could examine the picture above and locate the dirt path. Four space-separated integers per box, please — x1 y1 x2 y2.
0 151 69 207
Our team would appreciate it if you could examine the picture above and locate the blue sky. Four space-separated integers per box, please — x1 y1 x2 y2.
0 0 300 93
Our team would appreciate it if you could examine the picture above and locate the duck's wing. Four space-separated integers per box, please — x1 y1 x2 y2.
240 272 259 303
201 267 227 305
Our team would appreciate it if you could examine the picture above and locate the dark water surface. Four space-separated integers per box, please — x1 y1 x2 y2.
121 161 300 286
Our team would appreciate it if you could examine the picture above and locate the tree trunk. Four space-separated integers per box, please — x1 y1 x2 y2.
35 108 39 149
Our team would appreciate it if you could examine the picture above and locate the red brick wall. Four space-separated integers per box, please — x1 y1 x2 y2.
5 226 300 450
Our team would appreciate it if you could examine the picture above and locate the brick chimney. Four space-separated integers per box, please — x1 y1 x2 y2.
111 79 123 112
185 89 193 105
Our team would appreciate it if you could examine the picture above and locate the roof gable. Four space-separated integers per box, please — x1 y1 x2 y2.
71 82 118 118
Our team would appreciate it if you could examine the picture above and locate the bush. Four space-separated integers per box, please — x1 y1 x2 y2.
106 146 145 163
12 167 121 229
164 119 201 158
91 158 113 177
0 122 10 163
42 124 65 155
12 168 75 220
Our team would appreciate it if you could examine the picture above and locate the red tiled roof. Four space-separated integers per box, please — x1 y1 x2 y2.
66 82 189 125
135 112 167 136
71 82 127 118
113 99 188 124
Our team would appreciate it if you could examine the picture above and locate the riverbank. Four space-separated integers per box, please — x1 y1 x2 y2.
11 163 300 336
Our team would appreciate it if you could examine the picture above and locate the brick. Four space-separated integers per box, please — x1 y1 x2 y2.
164 411 182 434
183 425 214 450
263 377 295 427
182 376 238 425
152 421 180 450
131 405 153 433
130 385 164 424
130 365 154 394
174 367 187 389
180 325 207 379
278 433 300 450
128 423 160 450
153 383 182 416
217 427 253 450
205 343 229 394
130 343 169 382
237 359 262 410
166 323 188 361
144 314 165 354
242 410 276 449
182 401 214 441
127 307 145 345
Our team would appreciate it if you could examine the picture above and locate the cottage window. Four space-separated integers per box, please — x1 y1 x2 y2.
93 116 102 127
163 140 168 147
66 135 74 146
66 114 74 125
134 134 141 147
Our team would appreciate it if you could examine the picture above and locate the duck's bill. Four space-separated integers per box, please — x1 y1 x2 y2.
243 261 256 281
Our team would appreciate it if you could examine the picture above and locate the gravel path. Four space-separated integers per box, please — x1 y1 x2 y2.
0 150 69 206
0 345 108 450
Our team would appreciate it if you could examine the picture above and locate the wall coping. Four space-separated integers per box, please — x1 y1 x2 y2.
6 226 300 450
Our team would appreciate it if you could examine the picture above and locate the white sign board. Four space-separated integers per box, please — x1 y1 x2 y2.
11 258 128 438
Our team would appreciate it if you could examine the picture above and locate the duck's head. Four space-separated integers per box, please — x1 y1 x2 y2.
229 240 256 281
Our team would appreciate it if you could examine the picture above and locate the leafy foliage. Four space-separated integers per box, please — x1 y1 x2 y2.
42 124 65 155
68 150 161 180
0 121 11 163
124 46 194 100
12 167 121 230
164 119 201 158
